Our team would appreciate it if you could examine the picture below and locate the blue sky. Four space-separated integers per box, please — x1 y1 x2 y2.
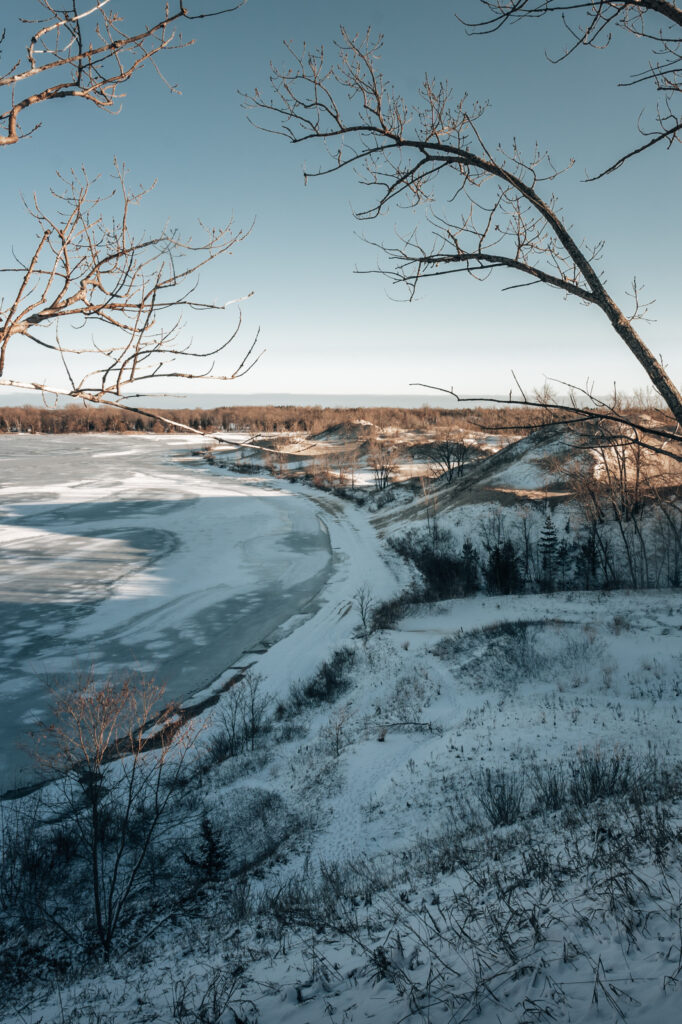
2 0 680 399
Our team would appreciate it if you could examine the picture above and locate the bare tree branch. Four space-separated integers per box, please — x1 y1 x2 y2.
0 1 243 146
248 29 682 433
0 166 261 408
410 379 682 462
468 2 682 177
1 3 261 424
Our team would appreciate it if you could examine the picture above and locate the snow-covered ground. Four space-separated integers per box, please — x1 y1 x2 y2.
2 427 682 1024
6 585 682 1024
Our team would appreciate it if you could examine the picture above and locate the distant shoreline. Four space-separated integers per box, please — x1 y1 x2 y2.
0 390 498 410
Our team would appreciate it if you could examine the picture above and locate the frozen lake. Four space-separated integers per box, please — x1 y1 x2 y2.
0 433 332 791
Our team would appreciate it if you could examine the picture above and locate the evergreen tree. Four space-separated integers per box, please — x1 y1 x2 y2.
539 514 558 591
461 538 480 595
189 815 226 883
485 539 523 595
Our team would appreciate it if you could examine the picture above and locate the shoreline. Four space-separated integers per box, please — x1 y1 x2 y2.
0 436 344 792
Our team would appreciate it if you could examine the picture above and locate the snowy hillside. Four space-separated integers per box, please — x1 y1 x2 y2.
2 424 682 1024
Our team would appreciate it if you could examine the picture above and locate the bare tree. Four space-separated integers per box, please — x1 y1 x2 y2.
471 1 682 178
240 671 270 751
0 2 261 434
649 469 682 585
33 672 196 953
0 166 257 406
563 416 682 587
421 475 440 544
427 432 469 482
345 446 360 489
249 30 682 453
369 440 397 490
0 1 237 148
354 584 375 640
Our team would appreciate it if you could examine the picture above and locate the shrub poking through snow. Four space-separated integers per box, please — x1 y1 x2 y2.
206 672 270 763
371 587 420 631
476 767 525 827
568 747 634 807
530 761 568 813
354 584 375 641
283 647 358 716
303 647 356 703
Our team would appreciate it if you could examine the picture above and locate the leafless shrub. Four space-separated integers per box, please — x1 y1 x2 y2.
31 672 196 953
321 706 351 759
241 672 270 751
369 442 397 491
374 487 396 509
371 587 421 631
354 584 375 641
284 647 357 716
568 747 634 807
0 795 54 928
427 432 469 482
272 719 308 744
205 672 270 765
530 762 567 814
476 767 525 827
170 964 254 1024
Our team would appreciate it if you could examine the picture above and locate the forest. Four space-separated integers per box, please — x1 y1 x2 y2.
0 398 669 437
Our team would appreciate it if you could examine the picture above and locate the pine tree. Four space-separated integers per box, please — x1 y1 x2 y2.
461 538 480 594
485 539 523 595
184 814 227 884
539 514 558 591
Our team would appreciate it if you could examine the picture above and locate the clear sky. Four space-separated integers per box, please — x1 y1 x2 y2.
2 0 680 399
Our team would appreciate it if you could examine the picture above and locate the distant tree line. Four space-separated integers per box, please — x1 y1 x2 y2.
0 401 667 438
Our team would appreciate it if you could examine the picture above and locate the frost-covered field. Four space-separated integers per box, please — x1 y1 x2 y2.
5 586 682 1023
2 427 682 1024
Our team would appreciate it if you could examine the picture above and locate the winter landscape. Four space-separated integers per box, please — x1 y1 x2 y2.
2 408 682 1024
2 2 682 1023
